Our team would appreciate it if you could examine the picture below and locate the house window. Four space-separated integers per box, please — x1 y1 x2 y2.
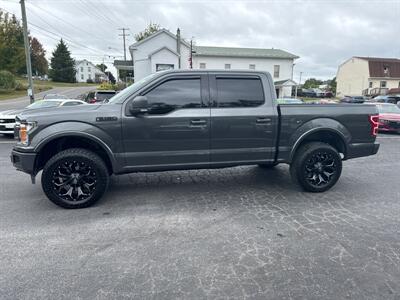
81 74 84 80
80 67 83 72
398 81 400 88
249 64 256 70
156 64 174 72
274 65 280 78
380 81 387 88
199 63 206 69
383 66 390 76
224 64 231 70
369 82 373 88
88 67 91 72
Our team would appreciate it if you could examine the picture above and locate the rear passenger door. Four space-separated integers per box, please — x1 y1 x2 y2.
209 73 277 164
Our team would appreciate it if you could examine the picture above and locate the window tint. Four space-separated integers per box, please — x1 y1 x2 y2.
145 78 202 114
216 77 264 108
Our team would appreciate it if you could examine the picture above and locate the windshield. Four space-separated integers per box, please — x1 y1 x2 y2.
26 100 62 109
107 73 159 103
96 92 115 101
377 104 400 114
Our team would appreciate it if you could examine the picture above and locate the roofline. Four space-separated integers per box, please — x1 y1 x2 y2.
129 28 190 50
148 46 180 58
193 53 298 59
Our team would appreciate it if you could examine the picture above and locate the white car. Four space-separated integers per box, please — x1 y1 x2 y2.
0 99 87 136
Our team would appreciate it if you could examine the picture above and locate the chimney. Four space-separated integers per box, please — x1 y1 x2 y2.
176 28 181 69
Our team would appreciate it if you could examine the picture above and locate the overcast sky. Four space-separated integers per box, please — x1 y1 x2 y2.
1 0 399 80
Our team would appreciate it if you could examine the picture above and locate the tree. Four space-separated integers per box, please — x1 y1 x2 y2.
0 11 25 74
303 78 323 89
327 77 337 94
30 37 48 75
134 22 161 42
49 39 76 82
96 63 107 72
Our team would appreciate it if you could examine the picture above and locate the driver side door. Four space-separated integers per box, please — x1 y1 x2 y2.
122 74 211 170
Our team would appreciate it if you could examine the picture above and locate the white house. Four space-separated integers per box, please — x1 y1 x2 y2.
117 28 299 97
336 56 400 97
75 59 108 83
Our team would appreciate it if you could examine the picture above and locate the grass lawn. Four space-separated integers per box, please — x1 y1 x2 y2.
0 78 98 101
0 85 52 101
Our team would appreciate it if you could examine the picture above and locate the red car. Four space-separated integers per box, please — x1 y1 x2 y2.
373 103 400 133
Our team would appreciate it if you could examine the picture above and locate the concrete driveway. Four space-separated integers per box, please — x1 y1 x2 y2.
0 86 96 111
0 134 399 299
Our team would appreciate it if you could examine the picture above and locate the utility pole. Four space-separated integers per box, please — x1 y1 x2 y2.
20 0 34 103
295 71 303 99
118 28 130 61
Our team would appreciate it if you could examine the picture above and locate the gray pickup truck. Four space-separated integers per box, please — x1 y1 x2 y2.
11 70 380 208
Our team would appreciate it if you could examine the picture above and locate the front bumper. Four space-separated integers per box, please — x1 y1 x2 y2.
0 122 16 134
11 149 38 175
346 142 380 159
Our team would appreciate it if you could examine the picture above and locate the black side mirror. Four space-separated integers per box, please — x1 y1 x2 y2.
129 96 149 116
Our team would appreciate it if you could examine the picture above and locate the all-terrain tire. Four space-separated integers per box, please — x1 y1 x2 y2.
290 142 342 192
41 148 109 209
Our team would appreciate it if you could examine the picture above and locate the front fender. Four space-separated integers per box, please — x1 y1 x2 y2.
30 122 121 171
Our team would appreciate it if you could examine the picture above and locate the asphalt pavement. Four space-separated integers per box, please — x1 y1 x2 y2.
0 134 399 299
0 86 96 111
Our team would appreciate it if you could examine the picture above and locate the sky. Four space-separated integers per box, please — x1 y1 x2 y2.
1 0 399 81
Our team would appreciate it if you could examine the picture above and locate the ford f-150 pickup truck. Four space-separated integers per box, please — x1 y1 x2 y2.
11 70 380 208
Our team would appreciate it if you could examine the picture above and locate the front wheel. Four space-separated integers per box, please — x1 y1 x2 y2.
41 148 109 209
290 142 342 192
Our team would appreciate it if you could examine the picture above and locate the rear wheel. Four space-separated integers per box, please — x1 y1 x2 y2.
290 142 342 192
41 148 109 209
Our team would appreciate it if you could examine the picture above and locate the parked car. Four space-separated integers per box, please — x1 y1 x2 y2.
42 94 68 100
277 98 304 104
371 103 400 133
339 96 366 103
11 70 380 209
0 99 86 136
323 91 334 98
372 95 400 105
85 90 116 103
297 89 317 98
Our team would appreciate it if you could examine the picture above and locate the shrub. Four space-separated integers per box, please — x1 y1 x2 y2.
98 82 116 90
0 70 17 91
86 78 94 83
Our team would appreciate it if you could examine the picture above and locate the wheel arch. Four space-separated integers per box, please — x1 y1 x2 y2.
290 128 348 162
34 133 116 175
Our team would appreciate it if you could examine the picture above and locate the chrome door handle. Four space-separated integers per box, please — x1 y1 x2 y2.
256 117 271 124
190 119 207 125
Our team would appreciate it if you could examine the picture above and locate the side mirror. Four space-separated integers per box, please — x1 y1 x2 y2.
129 95 149 116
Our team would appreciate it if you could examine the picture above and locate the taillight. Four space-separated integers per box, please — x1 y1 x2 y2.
369 115 379 136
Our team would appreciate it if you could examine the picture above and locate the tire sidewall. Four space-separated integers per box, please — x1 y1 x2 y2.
296 144 342 192
42 150 109 209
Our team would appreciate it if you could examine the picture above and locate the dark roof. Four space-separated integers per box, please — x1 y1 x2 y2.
356 57 400 78
194 46 298 59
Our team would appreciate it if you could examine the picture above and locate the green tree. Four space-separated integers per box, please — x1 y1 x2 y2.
96 63 107 72
30 37 48 75
327 77 337 94
0 11 25 74
49 39 76 82
134 22 161 42
303 78 323 89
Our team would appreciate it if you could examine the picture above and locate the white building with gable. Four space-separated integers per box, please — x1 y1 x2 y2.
75 59 108 83
114 28 299 97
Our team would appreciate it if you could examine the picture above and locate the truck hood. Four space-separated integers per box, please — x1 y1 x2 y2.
0 108 26 117
17 104 102 121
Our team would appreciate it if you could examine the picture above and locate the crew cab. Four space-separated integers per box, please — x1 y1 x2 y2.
11 70 380 208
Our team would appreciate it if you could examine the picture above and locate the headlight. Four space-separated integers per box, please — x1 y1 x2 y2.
19 121 37 145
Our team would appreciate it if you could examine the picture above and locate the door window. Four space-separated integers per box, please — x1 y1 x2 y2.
145 78 202 114
215 77 264 108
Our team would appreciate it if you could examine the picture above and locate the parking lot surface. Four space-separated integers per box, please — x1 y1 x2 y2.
0 134 399 299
